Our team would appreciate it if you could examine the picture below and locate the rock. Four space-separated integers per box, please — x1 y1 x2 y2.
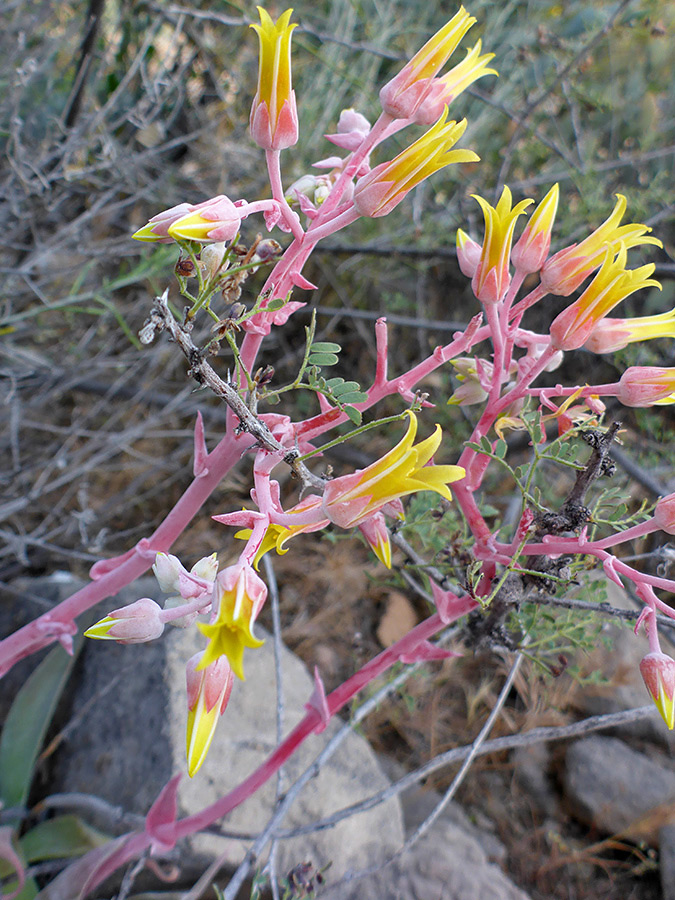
47 575 404 884
332 817 532 900
513 743 559 819
564 736 675 844
378 755 506 864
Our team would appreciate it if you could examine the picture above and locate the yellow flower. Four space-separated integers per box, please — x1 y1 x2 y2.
250 7 298 150
471 186 533 303
585 306 675 354
378 5 497 123
550 244 660 351
197 564 266 680
353 112 478 218
185 653 234 776
322 411 465 528
414 40 497 124
511 183 560 274
541 194 662 296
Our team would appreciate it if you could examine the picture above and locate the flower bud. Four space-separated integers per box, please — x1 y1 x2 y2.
640 651 675 729
200 243 228 281
511 183 559 274
456 229 481 278
185 652 234 776
84 598 164 644
654 494 675 536
617 366 675 407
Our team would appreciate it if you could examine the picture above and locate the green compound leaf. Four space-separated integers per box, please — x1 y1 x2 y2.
331 381 360 395
337 391 368 404
310 342 341 353
266 298 286 311
344 406 362 425
307 353 339 367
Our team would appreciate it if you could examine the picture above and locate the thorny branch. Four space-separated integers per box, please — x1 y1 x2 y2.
148 289 328 493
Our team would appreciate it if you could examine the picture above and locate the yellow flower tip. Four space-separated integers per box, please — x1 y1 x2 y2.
656 687 675 731
83 617 116 640
377 540 392 569
131 223 163 242
186 705 220 777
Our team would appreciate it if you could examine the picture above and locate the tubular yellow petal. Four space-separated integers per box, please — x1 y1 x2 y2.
186 703 220 777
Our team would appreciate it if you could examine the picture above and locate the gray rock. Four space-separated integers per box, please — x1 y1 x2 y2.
379 755 506 864
330 817 531 900
48 575 405 883
564 736 675 844
513 743 559 819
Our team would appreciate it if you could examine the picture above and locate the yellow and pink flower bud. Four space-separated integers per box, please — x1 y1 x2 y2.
353 112 478 218
168 196 243 243
358 512 392 568
639 651 675 729
185 653 234 776
447 357 490 406
654 494 675 536
456 228 481 278
549 244 660 351
132 202 195 242
412 41 497 125
584 306 675 354
249 7 298 150
617 366 675 407
511 183 559 274
471 186 533 304
197 563 267 680
84 598 165 644
379 7 476 121
541 194 662 296
321 411 464 528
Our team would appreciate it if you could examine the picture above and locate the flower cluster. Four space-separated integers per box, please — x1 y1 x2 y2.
89 2 675 792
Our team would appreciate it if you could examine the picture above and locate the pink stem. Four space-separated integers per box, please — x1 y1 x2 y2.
265 150 304 240
0 433 252 676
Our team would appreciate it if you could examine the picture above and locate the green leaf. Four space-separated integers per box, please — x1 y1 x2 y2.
344 406 362 425
310 342 341 353
20 815 109 863
337 391 368 404
0 644 78 808
324 377 345 389
494 439 507 459
465 441 482 452
266 298 286 311
480 435 493 453
331 380 360 395
307 353 339 366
